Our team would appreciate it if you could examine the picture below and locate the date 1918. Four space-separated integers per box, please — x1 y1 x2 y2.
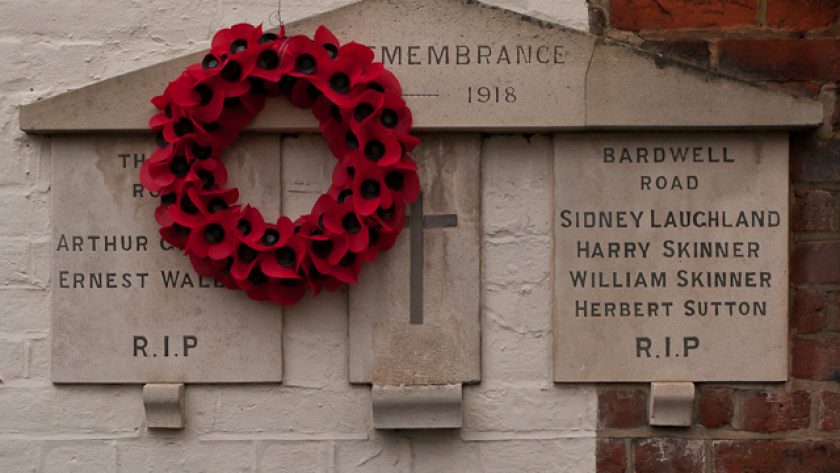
468 86 516 103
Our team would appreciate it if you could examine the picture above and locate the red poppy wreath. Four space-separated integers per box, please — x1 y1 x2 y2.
140 23 420 305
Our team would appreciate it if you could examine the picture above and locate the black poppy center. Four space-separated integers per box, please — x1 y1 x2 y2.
279 75 298 94
307 83 323 100
280 278 300 287
174 118 194 137
368 227 379 246
360 180 381 200
207 198 228 214
181 196 199 215
258 50 279 70
221 60 242 82
339 251 356 267
309 263 327 280
194 84 213 106
377 206 395 221
337 189 353 204
192 143 212 160
312 239 333 259
230 39 248 54
310 227 323 237
330 73 350 94
276 246 297 268
258 33 278 44
345 130 359 150
237 244 259 263
261 228 280 247
342 213 362 234
364 140 385 162
323 43 338 59
204 224 225 245
156 131 169 149
248 77 268 95
202 54 220 70
354 103 374 122
197 170 215 189
169 156 189 178
248 268 269 285
175 223 191 237
161 193 177 208
203 121 220 131
380 109 399 128
237 219 252 236
367 83 385 93
385 171 404 191
295 54 316 75
224 97 240 109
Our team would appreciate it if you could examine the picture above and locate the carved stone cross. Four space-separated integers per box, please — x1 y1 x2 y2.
405 191 457 324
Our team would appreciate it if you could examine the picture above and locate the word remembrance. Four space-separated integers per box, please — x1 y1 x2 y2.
554 133 789 383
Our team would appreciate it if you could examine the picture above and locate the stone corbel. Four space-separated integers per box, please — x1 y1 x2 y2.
372 384 462 429
143 383 186 429
649 382 695 427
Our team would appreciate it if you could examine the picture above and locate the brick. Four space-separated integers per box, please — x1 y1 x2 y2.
791 136 840 183
0 441 37 473
740 390 811 432
476 439 594 472
43 442 116 473
766 0 838 31
0 339 25 381
589 6 607 35
713 440 840 473
610 0 758 30
117 441 253 473
718 39 840 81
0 386 142 434
643 40 710 68
790 242 840 285
792 189 835 232
792 339 840 380
697 387 733 428
790 290 827 332
634 439 704 473
463 386 595 432
821 390 840 431
0 288 49 332
598 388 647 429
259 442 328 473
768 81 821 98
596 439 626 473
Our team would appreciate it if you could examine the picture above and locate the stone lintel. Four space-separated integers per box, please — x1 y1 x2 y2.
372 384 462 429
19 0 822 135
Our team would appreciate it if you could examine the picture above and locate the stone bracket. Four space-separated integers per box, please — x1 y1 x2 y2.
649 382 695 427
372 384 462 430
143 384 186 429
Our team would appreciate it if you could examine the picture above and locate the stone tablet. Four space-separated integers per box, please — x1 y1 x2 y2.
349 134 481 386
51 135 283 383
553 132 788 383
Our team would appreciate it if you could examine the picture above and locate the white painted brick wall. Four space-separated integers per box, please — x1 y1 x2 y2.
1 1 594 471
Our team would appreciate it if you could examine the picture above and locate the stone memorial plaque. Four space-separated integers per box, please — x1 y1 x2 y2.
349 135 480 385
23 0 819 135
553 132 788 382
51 135 283 383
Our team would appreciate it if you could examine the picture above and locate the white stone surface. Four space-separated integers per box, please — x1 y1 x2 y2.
553 132 789 382
0 0 596 471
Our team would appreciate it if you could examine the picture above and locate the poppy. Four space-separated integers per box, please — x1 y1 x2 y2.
269 274 308 305
261 233 307 279
185 207 239 259
314 55 365 107
381 156 420 205
282 35 333 82
159 222 191 250
350 155 392 217
323 201 369 253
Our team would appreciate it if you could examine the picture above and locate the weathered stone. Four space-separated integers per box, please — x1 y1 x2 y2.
350 134 480 386
51 135 283 383
554 133 789 382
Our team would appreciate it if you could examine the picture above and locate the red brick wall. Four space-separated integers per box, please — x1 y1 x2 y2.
592 1 840 471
